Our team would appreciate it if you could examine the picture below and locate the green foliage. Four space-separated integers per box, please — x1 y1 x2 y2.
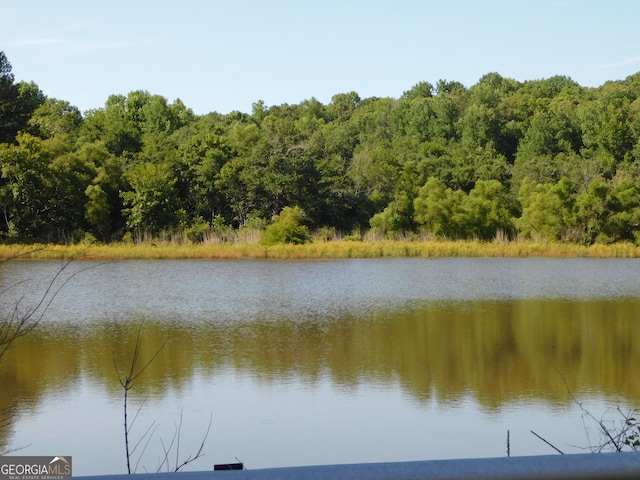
85 184 111 240
623 416 640 450
517 177 577 242
260 206 310 245
0 133 51 240
579 83 634 162
369 191 413 237
414 177 466 239
121 162 180 234
184 216 210 243
463 179 516 240
401 81 434 100
0 132 88 242
0 53 45 144
2 48 640 245
414 177 515 240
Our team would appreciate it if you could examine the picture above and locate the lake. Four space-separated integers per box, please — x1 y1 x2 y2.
1 257 639 476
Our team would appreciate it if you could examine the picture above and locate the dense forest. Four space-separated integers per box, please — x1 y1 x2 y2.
2 50 640 245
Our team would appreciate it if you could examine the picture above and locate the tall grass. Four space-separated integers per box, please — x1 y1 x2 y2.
1 239 639 260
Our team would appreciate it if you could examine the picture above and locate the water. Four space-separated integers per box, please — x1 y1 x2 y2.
0 258 639 475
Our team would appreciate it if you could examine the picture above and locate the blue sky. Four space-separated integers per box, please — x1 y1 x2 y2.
2 0 640 115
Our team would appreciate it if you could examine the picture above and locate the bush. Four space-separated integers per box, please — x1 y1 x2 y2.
260 206 310 245
184 217 210 243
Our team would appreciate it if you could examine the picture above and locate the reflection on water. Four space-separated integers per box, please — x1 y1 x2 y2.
0 258 639 474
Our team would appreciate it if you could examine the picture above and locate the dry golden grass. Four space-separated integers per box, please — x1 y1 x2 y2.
1 240 639 260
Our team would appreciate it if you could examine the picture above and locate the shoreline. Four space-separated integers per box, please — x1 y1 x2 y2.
1 240 639 260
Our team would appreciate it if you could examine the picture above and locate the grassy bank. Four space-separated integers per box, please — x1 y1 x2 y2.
1 240 640 260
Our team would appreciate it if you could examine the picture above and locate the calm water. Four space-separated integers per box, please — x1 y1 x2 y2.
1 258 640 475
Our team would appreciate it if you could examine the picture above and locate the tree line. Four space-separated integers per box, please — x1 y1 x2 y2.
1 50 640 245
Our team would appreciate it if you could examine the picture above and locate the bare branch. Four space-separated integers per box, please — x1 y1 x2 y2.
171 413 212 472
134 422 160 474
530 430 565 455
113 322 168 474
0 255 104 361
554 368 640 453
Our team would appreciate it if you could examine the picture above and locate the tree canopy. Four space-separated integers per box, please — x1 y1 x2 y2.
1 50 640 245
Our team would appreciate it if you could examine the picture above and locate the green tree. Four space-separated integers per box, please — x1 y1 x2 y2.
606 177 640 243
0 52 45 144
573 176 640 244
175 126 230 225
512 107 583 189
139 94 190 164
296 97 327 138
259 105 321 217
575 179 610 244
401 81 434 100
461 72 519 160
414 177 466 238
435 79 466 96
80 94 142 157
78 142 127 240
392 95 436 143
0 133 52 240
121 162 181 235
369 191 413 237
516 177 577 242
27 98 82 140
47 152 95 241
85 184 111 241
215 156 264 226
579 83 635 162
0 132 89 242
460 179 516 240
311 130 362 230
327 91 361 122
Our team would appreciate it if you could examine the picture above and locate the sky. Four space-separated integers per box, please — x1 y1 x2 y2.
2 0 640 116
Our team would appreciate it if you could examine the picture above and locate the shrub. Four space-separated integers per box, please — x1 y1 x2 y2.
260 206 310 245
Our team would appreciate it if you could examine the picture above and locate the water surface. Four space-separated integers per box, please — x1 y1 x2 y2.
0 258 639 475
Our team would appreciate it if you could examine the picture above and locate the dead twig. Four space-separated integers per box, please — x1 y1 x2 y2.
0 253 104 360
530 430 565 455
552 367 640 454
156 411 212 473
113 322 168 474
